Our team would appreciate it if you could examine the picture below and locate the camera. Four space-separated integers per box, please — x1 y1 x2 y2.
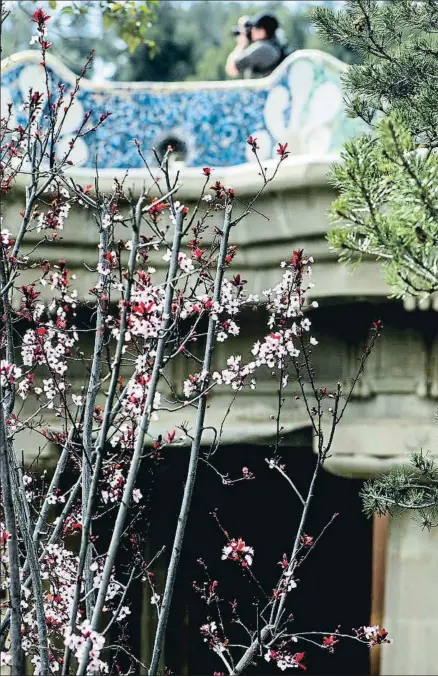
231 17 252 42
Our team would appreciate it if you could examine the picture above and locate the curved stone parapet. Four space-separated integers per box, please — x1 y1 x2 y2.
1 49 365 170
4 46 437 488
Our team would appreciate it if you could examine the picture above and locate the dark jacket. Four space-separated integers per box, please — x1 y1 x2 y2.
234 37 289 79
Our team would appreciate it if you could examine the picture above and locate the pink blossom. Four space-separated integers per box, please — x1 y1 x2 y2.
221 538 254 567
132 488 143 503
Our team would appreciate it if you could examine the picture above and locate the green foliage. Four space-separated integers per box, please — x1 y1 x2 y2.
2 0 157 76
362 451 438 529
48 0 158 53
313 0 438 140
328 113 438 297
100 1 157 54
115 1 216 82
315 1 438 527
311 0 438 298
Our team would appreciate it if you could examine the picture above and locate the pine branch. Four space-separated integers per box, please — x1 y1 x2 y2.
362 451 438 529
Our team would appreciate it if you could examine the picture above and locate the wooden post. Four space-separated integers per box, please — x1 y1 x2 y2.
370 515 388 676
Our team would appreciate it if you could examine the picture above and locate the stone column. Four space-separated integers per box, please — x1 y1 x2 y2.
380 513 438 675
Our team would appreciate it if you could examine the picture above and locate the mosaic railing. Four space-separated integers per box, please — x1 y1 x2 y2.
1 49 365 169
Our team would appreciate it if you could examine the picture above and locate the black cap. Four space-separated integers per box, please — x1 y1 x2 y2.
250 12 279 37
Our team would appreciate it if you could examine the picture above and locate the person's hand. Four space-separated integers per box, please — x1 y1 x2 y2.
237 32 249 48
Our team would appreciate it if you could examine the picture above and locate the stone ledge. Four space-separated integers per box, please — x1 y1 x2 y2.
321 418 438 478
9 154 338 198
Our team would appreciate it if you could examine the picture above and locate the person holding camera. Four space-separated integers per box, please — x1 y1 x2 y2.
225 12 290 79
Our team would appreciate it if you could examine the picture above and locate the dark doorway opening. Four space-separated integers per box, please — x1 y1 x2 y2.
154 134 188 164
127 441 372 676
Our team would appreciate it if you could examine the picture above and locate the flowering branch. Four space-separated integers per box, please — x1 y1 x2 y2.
149 197 234 674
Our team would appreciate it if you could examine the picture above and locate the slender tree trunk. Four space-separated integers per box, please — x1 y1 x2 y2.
1 227 49 676
76 209 185 676
149 201 233 674
81 225 109 620
0 412 22 675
